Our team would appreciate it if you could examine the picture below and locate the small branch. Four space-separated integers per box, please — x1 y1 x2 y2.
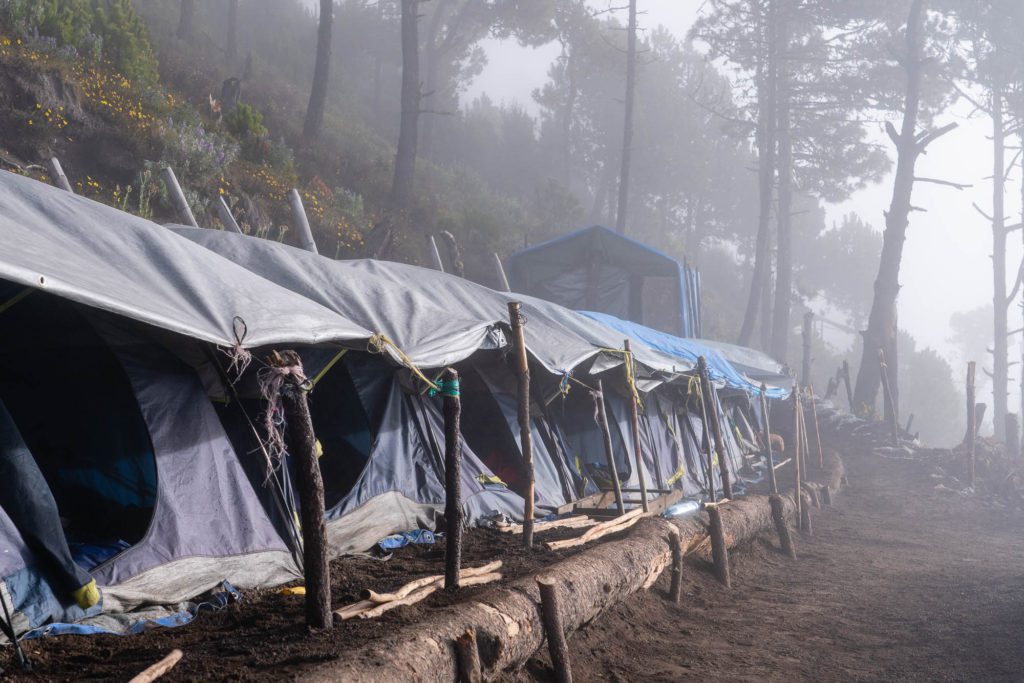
973 202 994 223
916 122 959 152
914 177 972 190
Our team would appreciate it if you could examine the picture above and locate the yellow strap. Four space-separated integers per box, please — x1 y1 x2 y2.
0 287 34 315
598 347 644 412
310 348 348 387
367 333 440 392
666 464 686 486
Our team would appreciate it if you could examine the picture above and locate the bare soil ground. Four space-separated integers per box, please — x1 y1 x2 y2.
516 445 1024 682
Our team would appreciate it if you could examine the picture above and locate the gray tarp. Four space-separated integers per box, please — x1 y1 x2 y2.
0 171 370 348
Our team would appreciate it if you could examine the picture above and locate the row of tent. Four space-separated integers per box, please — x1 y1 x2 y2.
0 170 791 637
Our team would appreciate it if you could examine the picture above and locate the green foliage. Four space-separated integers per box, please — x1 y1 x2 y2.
156 114 238 195
224 103 268 140
0 0 158 86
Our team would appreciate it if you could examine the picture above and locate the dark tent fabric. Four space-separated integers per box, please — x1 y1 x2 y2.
507 225 702 337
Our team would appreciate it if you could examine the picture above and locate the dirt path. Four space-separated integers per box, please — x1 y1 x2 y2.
518 450 1024 682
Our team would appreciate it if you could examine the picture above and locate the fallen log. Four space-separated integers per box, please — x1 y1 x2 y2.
302 456 846 682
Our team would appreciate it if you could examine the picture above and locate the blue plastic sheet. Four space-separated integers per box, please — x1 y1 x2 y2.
377 529 437 551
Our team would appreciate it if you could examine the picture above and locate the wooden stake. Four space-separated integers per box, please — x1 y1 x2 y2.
702 365 733 499
879 349 899 446
809 386 824 469
792 383 803 530
288 189 319 254
215 196 243 234
455 629 482 683
800 492 813 536
492 252 511 292
1007 413 1020 462
841 360 854 412
161 167 198 227
706 504 731 587
967 361 977 487
128 649 183 683
592 380 625 516
269 351 331 630
508 302 536 546
769 494 796 559
760 383 779 495
696 362 717 503
623 340 649 512
798 390 811 475
442 367 463 590
668 526 682 604
537 577 573 683
47 157 72 193
802 311 813 387
429 235 446 272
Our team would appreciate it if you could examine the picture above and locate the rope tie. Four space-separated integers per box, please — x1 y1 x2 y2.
598 347 644 412
429 377 460 398
368 333 440 392
257 352 310 470
222 316 252 379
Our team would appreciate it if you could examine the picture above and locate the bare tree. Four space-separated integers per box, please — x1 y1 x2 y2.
614 0 637 233
392 0 421 209
303 0 334 143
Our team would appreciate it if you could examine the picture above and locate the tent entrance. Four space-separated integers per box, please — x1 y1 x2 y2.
0 287 157 569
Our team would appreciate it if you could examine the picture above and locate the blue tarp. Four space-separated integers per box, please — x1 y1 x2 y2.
578 312 790 399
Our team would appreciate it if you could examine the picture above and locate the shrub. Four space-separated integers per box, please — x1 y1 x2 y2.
157 116 238 192
224 103 268 140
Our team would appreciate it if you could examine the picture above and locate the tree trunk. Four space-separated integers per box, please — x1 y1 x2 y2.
562 43 576 190
738 0 777 348
226 0 238 65
992 82 1008 441
392 0 421 210
303 0 334 143
614 0 637 234
771 7 793 364
419 0 450 161
176 0 195 41
852 0 927 415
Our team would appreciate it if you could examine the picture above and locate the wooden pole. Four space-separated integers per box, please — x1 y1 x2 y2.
270 351 331 630
215 196 243 234
841 360 854 413
759 383 779 496
792 382 802 530
769 493 796 559
429 235 446 272
492 253 511 292
967 361 976 487
537 577 573 683
701 366 733 500
696 364 717 503
879 349 899 445
706 504 731 587
668 526 682 604
128 649 183 683
623 339 649 512
1007 413 1020 462
288 189 319 254
809 386 824 470
905 412 915 436
802 311 813 387
592 381 626 516
508 302 536 546
161 167 198 227
47 157 73 193
799 390 811 475
442 368 463 590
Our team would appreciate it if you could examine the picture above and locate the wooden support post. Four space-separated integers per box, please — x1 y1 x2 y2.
492 252 511 292
288 189 319 254
269 351 331 630
508 302 536 546
668 526 682 604
537 578 573 683
707 504 731 588
792 383 803 530
769 494 796 559
1007 413 1021 462
879 349 898 446
455 629 482 683
442 368 463 590
798 390 811 475
623 339 649 512
47 157 73 193
161 167 198 227
905 412 915 436
809 386 824 469
800 492 813 536
759 383 779 496
802 311 813 387
696 364 717 503
429 235 446 272
702 370 733 500
215 196 243 234
592 380 625 516
841 360 854 413
967 361 977 487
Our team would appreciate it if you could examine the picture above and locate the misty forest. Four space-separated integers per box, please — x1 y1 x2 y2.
2 1 1024 680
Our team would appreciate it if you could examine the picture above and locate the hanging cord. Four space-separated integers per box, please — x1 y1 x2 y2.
367 333 440 393
221 316 253 377
257 351 312 468
598 347 644 412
